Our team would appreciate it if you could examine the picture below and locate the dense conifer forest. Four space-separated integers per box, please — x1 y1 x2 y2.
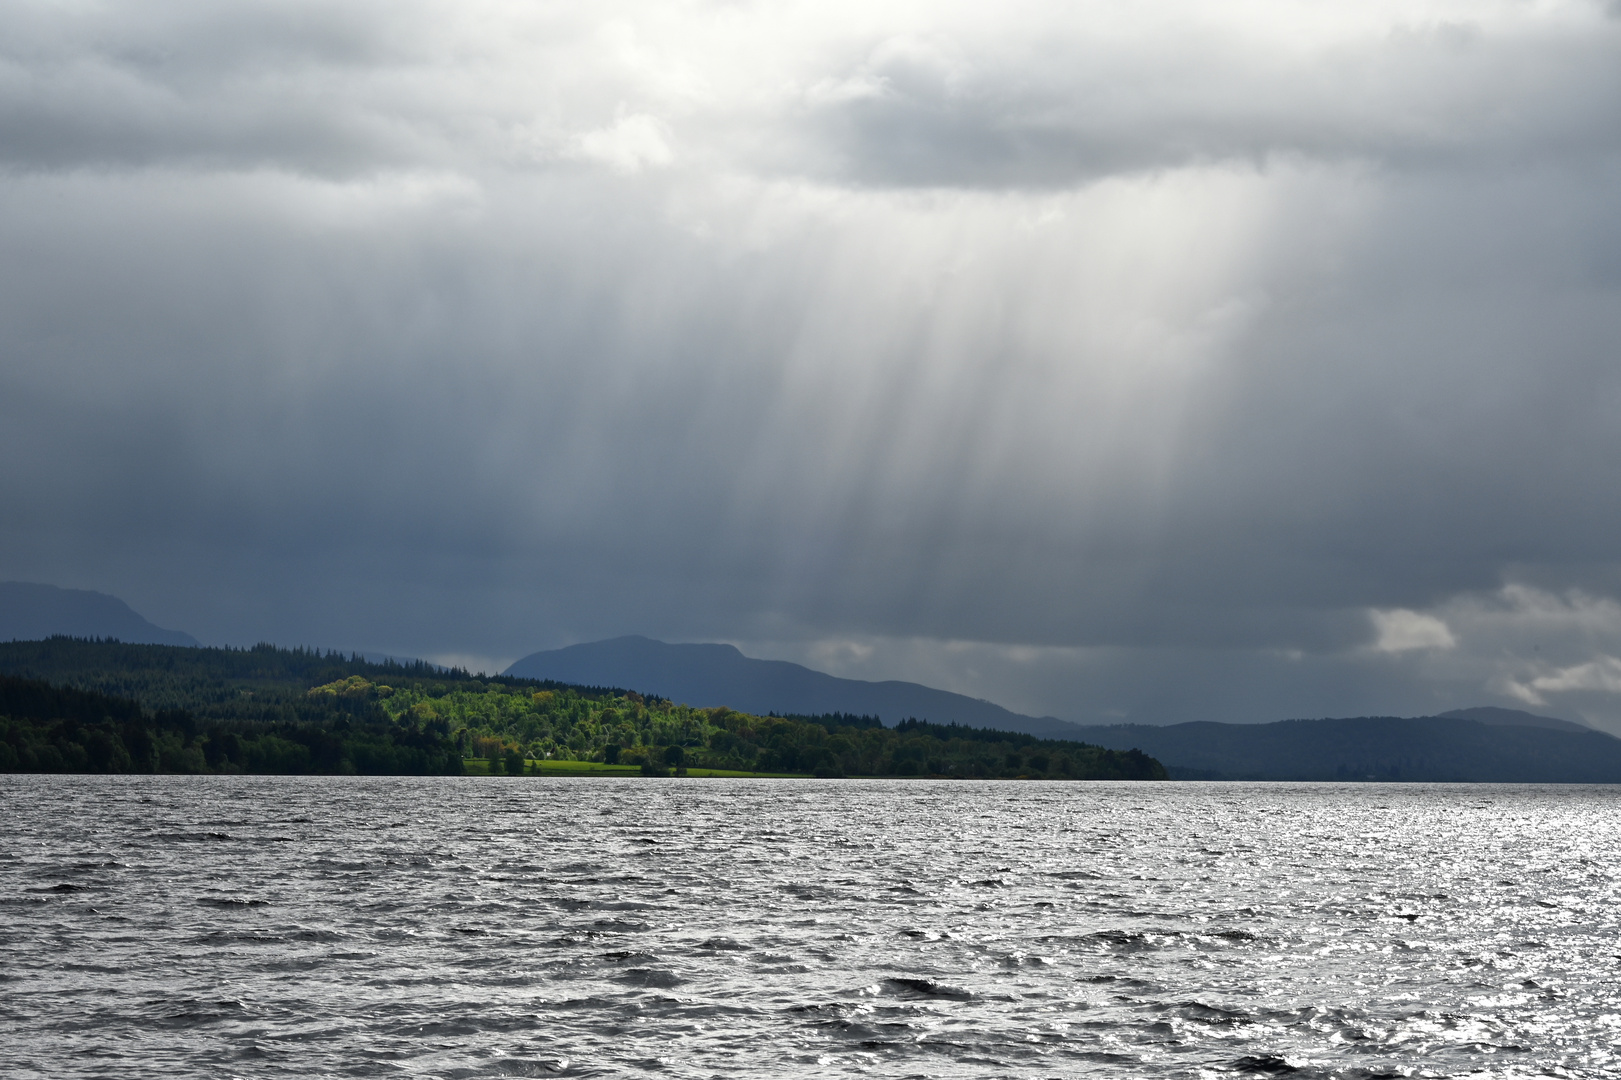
0 638 1165 780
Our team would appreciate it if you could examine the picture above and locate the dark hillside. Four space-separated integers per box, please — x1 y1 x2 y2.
0 639 1164 780
1069 715 1621 782
0 670 461 775
0 636 468 716
504 636 1092 739
1436 706 1593 733
0 581 199 647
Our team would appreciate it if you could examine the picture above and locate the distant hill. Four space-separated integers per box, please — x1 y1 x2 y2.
503 636 1088 739
1067 710 1621 782
0 638 1165 780
0 641 462 774
0 582 199 647
1435 706 1593 733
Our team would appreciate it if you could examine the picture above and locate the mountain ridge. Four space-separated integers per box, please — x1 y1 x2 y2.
1066 713 1621 782
0 638 1166 780
1435 705 1592 733
503 635 1088 739
0 581 200 648
505 635 1615 782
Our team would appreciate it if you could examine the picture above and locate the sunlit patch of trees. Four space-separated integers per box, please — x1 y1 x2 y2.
362 680 1163 780
0 639 1164 780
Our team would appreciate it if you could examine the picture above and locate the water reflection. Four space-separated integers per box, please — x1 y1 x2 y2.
2 777 1619 1078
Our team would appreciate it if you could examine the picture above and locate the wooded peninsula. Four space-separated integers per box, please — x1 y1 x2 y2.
0 638 1165 780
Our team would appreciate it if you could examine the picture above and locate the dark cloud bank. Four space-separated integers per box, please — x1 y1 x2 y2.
3 0 1621 727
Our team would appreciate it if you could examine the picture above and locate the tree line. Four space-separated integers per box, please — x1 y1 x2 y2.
0 639 1164 780
0 671 460 774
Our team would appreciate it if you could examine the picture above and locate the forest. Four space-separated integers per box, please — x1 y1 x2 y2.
0 669 461 775
0 638 1165 780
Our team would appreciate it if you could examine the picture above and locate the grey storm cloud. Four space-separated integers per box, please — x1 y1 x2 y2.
802 15 1621 185
3 0 1621 727
7 1 1620 181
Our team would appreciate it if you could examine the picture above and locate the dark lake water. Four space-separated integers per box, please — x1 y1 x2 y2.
3 776 1620 1078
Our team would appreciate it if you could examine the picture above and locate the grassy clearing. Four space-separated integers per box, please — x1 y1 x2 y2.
463 757 806 779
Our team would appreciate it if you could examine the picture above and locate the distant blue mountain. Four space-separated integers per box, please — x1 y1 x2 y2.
1434 705 1592 733
503 635 1089 739
0 582 200 648
1066 709 1620 782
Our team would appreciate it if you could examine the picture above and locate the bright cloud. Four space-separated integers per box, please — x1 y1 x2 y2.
1369 609 1457 653
570 112 675 173
1503 656 1621 706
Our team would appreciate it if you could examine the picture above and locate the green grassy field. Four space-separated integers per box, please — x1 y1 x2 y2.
462 758 807 778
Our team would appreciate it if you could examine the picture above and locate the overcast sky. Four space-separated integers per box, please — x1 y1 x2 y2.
4 0 1621 727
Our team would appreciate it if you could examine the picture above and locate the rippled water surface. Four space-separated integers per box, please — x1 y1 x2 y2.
4 777 1621 1078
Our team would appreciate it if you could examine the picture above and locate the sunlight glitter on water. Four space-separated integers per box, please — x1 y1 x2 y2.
3 777 1621 1078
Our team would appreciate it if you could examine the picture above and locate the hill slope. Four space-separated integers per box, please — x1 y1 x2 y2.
0 638 1163 780
0 650 462 775
1436 706 1592 733
1068 711 1621 782
0 582 199 647
504 636 1087 739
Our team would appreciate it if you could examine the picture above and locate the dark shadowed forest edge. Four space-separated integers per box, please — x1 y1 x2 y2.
0 639 1166 779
